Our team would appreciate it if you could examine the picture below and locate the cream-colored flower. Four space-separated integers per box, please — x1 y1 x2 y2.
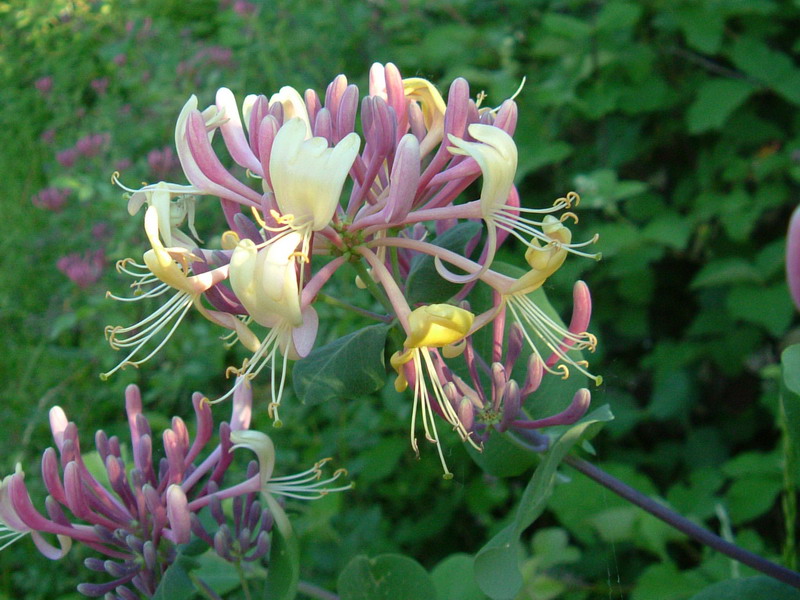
269 118 360 233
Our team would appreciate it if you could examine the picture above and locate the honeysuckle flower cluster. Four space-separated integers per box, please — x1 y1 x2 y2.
105 62 602 477
0 381 349 599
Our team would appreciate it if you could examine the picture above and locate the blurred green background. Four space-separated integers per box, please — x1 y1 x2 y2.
1 0 799 598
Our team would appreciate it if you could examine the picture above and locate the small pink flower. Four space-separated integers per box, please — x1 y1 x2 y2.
40 129 56 145
56 249 105 288
56 148 77 168
147 146 179 180
113 53 127 67
34 76 53 96
31 187 70 211
233 0 257 16
115 157 132 171
91 77 109 96
75 132 110 157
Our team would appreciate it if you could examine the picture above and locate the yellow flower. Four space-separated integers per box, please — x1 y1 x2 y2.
103 184 229 380
507 216 571 295
391 304 477 478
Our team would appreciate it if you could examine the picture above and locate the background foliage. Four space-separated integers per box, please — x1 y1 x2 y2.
1 0 799 598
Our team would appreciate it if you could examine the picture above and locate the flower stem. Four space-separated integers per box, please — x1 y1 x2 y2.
317 292 392 322
563 454 800 589
297 580 339 600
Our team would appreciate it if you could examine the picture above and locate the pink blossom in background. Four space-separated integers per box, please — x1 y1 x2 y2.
31 187 70 211
91 77 109 95
113 53 127 67
114 157 132 171
91 221 111 241
75 132 110 157
119 103 132 116
233 0 257 16
57 249 105 288
56 148 77 168
40 129 56 145
147 146 179 180
34 76 53 96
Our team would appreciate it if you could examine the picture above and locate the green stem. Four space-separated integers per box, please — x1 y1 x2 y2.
780 392 798 570
563 454 800 589
235 560 253 600
297 581 339 600
351 259 396 317
317 292 391 322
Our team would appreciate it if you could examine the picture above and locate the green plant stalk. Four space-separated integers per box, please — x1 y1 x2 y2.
316 292 392 322
563 454 800 589
351 260 395 318
780 392 798 571
297 581 339 600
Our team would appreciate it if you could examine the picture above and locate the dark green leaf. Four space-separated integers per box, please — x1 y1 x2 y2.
293 324 390 404
687 79 755 133
265 515 300 600
691 258 764 288
406 221 482 304
782 344 800 396
338 554 437 600
431 554 487 600
473 405 613 599
687 576 800 600
152 552 201 600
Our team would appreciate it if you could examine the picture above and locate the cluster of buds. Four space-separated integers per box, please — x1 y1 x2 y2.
0 382 349 598
105 62 601 477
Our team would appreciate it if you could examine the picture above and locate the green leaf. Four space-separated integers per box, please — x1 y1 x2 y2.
431 554 487 600
338 554 437 600
293 324 389 404
726 284 794 336
687 576 800 600
730 37 800 104
691 258 764 289
540 13 592 39
265 507 300 600
473 405 614 599
687 79 756 133
782 344 800 395
152 552 201 600
467 430 539 478
595 2 642 31
406 221 482 304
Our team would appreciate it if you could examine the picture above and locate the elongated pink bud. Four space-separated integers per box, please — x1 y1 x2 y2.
165 485 191 544
788 204 800 310
216 88 262 175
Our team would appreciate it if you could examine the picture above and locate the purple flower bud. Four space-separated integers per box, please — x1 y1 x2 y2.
165 485 191 544
313 107 333 142
213 525 234 561
499 380 521 432
457 398 475 432
788 204 800 310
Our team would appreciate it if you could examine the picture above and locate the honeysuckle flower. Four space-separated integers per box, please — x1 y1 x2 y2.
227 230 319 423
270 117 360 234
102 185 230 380
391 304 479 478
433 124 518 284
105 64 604 471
